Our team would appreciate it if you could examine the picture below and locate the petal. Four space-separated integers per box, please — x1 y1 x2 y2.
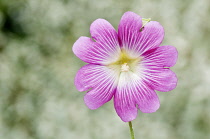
135 82 160 113
118 12 142 53
142 45 178 67
118 11 164 57
84 87 116 110
73 19 120 65
137 21 164 54
90 19 119 53
114 71 160 122
75 64 119 109
114 72 138 122
142 68 178 92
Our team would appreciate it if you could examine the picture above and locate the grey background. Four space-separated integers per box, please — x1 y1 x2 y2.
0 0 210 139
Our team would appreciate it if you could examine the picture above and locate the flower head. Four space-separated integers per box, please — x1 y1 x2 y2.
73 11 178 122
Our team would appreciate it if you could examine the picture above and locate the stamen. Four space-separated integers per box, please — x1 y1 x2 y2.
121 63 130 72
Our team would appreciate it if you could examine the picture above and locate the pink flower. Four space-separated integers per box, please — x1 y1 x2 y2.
73 11 178 122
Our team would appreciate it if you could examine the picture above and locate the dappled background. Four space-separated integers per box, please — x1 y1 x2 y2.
0 0 210 139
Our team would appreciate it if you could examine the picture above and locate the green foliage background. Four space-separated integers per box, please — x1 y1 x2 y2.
0 0 210 139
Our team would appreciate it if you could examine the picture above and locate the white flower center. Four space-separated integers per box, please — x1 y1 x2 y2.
108 49 142 73
121 63 130 72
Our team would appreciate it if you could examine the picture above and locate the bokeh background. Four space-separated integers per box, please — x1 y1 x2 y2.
0 0 210 139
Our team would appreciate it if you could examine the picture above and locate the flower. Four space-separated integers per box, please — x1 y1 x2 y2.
73 11 178 122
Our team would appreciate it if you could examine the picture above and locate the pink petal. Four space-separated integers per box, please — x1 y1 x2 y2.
90 19 120 54
142 45 178 67
135 81 160 113
114 72 138 122
114 71 160 122
75 64 119 109
118 12 142 52
118 11 164 57
73 19 120 65
142 68 178 92
84 87 116 110
114 92 137 122
141 45 178 92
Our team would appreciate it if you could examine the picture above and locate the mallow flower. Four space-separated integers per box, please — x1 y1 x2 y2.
73 11 177 122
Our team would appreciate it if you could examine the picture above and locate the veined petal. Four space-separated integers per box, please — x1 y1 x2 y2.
142 67 177 92
137 21 164 54
118 11 142 57
114 71 160 122
73 19 120 65
135 81 160 113
118 11 164 57
114 72 138 122
75 64 119 109
90 19 120 55
142 45 178 67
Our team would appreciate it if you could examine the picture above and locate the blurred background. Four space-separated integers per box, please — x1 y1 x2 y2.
0 0 210 139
